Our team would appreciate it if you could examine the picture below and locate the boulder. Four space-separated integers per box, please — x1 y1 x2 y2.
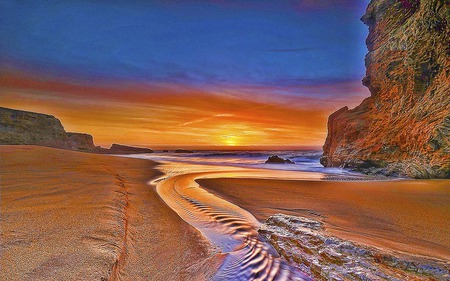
259 214 449 280
265 155 295 164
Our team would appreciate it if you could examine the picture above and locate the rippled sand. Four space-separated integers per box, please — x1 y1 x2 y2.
156 169 313 280
0 146 218 280
198 177 450 261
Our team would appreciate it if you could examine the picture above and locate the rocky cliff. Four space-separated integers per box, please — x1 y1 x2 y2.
67 132 96 151
0 107 97 151
321 0 449 178
0 107 156 154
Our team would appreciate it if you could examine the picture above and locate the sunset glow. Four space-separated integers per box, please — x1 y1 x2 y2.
0 70 370 148
0 0 370 149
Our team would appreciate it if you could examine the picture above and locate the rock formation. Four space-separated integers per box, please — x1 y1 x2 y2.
109 143 153 154
259 214 449 281
67 132 96 151
0 107 153 154
265 155 295 164
321 0 449 178
0 107 96 151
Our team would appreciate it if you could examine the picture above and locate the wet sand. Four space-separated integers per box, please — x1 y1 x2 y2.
0 146 219 281
155 169 312 280
198 177 450 261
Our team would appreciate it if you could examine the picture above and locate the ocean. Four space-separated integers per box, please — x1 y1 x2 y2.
124 150 356 177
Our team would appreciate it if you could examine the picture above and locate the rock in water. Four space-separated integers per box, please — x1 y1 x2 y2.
321 0 450 178
265 155 295 164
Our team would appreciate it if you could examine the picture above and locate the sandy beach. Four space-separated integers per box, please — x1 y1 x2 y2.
0 146 219 281
198 177 450 261
2 146 449 280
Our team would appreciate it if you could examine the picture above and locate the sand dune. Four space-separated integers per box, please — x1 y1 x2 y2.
0 146 217 281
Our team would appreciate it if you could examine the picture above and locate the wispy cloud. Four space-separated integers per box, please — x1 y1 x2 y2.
0 70 352 147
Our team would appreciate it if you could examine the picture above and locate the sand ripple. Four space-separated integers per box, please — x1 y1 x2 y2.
156 171 312 280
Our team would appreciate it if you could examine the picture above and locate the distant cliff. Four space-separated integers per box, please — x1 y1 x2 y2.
0 107 153 154
0 107 97 151
109 143 153 154
321 0 449 178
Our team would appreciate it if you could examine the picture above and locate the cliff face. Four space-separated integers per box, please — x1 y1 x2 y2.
321 0 449 178
0 107 97 151
67 132 96 151
0 107 155 154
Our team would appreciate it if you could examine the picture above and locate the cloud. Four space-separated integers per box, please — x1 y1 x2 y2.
0 69 345 147
214 114 234 117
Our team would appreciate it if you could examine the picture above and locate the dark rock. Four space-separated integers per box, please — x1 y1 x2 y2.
109 144 153 154
321 0 450 179
162 150 169 153
265 155 295 164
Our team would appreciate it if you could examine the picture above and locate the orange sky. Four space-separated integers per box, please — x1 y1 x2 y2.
0 70 369 149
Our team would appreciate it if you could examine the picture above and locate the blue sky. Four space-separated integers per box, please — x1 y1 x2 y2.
1 0 370 87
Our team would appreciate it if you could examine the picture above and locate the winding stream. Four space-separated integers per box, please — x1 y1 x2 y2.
154 163 323 280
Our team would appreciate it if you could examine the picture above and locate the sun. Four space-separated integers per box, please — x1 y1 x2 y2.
223 135 238 146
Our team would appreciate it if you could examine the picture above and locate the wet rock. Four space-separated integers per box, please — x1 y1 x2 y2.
265 155 295 164
321 0 450 179
259 214 449 281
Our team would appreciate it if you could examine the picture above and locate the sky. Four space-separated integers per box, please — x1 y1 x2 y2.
0 0 371 149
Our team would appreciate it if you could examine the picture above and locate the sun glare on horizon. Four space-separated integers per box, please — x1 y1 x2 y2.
223 135 238 146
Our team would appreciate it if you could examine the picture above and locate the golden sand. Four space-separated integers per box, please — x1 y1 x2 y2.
198 177 450 261
0 146 218 281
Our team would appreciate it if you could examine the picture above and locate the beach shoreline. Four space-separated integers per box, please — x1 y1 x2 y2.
2 145 449 280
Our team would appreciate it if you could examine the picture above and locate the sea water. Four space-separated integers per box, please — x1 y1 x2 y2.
125 150 355 176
